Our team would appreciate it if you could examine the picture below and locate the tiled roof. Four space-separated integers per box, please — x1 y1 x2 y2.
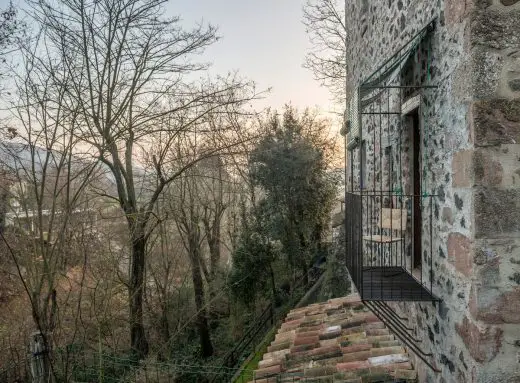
253 294 417 382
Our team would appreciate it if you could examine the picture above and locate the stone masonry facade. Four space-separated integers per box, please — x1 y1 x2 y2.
344 0 520 382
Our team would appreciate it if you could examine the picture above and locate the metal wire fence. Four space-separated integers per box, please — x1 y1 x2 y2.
0 351 251 383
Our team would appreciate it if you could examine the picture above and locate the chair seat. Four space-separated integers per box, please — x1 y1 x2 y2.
363 234 403 243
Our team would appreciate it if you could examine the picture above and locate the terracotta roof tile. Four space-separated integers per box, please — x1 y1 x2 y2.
341 350 372 363
257 358 281 369
303 365 337 377
267 340 291 353
255 364 282 379
336 360 371 371
341 343 372 354
319 338 339 348
293 335 321 346
252 293 417 382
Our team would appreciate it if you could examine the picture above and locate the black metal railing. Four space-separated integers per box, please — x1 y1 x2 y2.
345 192 363 293
214 303 274 382
217 265 325 383
364 300 440 372
345 191 440 371
345 191 438 302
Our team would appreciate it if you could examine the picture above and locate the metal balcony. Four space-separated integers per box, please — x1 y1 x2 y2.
345 192 439 302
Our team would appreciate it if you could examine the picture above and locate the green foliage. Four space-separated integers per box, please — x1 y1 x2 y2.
316 228 351 301
229 106 337 308
228 203 279 306
249 107 336 274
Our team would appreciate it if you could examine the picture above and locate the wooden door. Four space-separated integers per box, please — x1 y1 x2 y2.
411 110 422 269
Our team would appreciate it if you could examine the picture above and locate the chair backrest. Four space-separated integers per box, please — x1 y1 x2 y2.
379 208 407 231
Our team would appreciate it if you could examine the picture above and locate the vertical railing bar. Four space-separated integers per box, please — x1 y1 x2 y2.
369 194 373 268
387 86 394 299
358 84 363 299
398 45 405 302
379 90 383 284
430 196 433 295
360 194 363 296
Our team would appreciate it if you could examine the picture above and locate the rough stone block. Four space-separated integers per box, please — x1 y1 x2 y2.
472 48 503 99
500 0 520 5
473 149 503 186
509 79 520 92
503 54 520 97
474 0 492 8
470 285 520 324
452 150 474 188
448 233 473 277
442 207 455 225
477 254 501 286
474 187 520 237
455 315 503 363
445 0 473 24
473 99 520 147
493 144 520 188
471 9 520 50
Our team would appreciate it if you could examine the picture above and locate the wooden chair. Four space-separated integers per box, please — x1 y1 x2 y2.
363 208 407 243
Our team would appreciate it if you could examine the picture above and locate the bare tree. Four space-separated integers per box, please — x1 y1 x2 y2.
169 164 214 358
302 0 347 104
144 203 191 359
0 1 23 80
0 31 100 380
200 162 227 298
23 0 258 358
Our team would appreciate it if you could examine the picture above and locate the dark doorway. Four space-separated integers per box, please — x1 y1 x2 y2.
411 110 422 269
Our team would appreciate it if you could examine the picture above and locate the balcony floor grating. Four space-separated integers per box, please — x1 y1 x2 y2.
361 266 437 301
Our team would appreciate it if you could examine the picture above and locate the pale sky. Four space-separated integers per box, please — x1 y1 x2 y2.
2 0 339 126
171 1 337 116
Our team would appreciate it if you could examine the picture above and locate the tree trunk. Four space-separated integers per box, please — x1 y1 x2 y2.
29 331 53 383
157 299 169 361
188 233 213 358
30 287 57 382
203 213 222 294
208 231 220 283
0 189 6 234
207 228 220 303
129 236 149 358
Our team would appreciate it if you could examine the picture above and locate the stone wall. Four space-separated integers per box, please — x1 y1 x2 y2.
344 0 520 382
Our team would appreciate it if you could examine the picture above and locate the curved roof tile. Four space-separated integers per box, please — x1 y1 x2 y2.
252 294 417 382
